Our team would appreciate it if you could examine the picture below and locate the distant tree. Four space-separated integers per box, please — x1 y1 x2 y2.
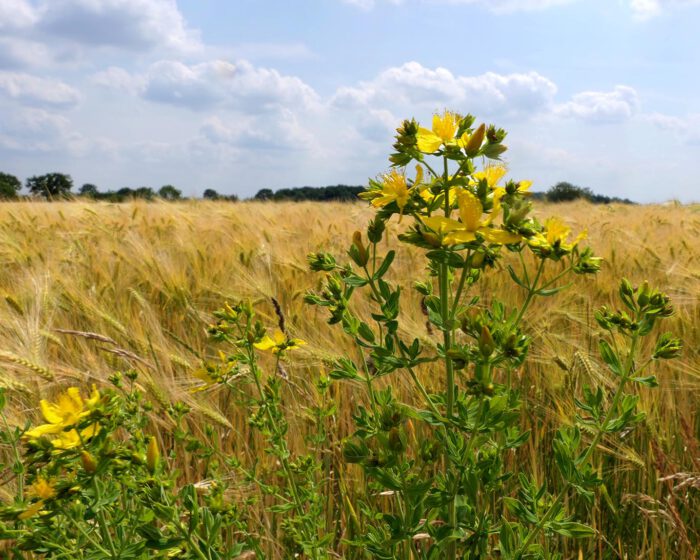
133 187 155 200
546 182 591 203
158 184 182 201
117 187 134 200
203 188 220 200
0 172 22 199
254 188 274 201
545 181 634 205
26 173 73 199
79 183 100 198
227 194 239 202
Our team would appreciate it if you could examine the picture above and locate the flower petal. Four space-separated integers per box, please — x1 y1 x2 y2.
416 128 442 153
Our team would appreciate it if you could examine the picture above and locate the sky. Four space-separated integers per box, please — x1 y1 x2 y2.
0 0 699 202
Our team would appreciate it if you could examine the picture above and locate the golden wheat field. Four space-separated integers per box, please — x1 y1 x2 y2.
0 199 698 558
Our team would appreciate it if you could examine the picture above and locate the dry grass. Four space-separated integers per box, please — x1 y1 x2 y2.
0 199 698 558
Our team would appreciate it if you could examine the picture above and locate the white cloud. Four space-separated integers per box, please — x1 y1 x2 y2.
643 111 700 145
98 59 321 113
555 85 639 123
341 0 404 9
332 62 557 118
196 109 318 153
38 0 201 53
343 0 574 12
91 66 145 94
0 0 37 29
437 0 576 13
0 108 76 152
629 0 700 19
0 71 81 108
0 38 52 69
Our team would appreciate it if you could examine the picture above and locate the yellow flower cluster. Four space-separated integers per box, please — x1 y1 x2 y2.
254 329 306 354
24 386 101 449
361 110 586 255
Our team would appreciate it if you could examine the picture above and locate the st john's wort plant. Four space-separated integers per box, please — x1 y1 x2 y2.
305 110 681 559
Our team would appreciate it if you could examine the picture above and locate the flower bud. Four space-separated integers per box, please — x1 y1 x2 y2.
350 231 369 267
146 436 160 473
653 333 682 360
479 326 495 358
637 281 650 307
465 124 486 157
81 450 97 474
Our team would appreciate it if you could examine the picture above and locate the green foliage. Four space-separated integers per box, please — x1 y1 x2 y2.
545 181 633 204
0 378 251 558
79 183 99 198
158 185 182 201
255 185 365 202
26 173 73 199
0 172 22 199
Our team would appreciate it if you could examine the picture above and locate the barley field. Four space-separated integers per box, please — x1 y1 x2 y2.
0 199 698 558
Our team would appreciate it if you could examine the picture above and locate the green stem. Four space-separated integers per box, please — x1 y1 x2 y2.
520 332 641 555
517 491 566 558
441 154 458 560
514 258 546 326
0 410 23 499
91 478 119 559
357 340 380 420
250 355 304 514
578 333 640 466
449 251 472 321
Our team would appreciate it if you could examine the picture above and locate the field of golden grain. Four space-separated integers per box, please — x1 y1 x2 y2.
0 199 698 558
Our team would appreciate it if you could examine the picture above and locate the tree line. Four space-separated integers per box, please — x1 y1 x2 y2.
0 171 634 204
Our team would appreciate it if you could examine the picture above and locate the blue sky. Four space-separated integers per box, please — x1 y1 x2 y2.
1 0 699 201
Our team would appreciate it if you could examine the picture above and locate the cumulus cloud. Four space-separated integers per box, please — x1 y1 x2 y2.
436 0 575 13
0 108 76 152
91 66 144 94
343 0 574 12
555 85 639 123
0 0 37 29
0 38 51 69
332 62 557 118
95 59 321 113
0 72 81 108
341 0 404 9
196 109 318 153
629 0 700 20
643 112 700 145
37 0 201 52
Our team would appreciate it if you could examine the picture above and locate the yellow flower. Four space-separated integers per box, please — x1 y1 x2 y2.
28 477 56 501
24 386 101 449
51 424 100 450
422 192 521 246
516 180 533 193
370 169 411 211
472 165 508 190
25 386 99 439
254 330 306 354
18 500 46 520
416 110 460 153
529 217 586 252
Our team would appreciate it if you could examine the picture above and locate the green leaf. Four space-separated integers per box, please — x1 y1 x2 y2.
506 265 528 289
343 273 369 287
373 250 395 280
598 339 623 376
547 521 596 539
632 375 659 387
357 321 375 343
